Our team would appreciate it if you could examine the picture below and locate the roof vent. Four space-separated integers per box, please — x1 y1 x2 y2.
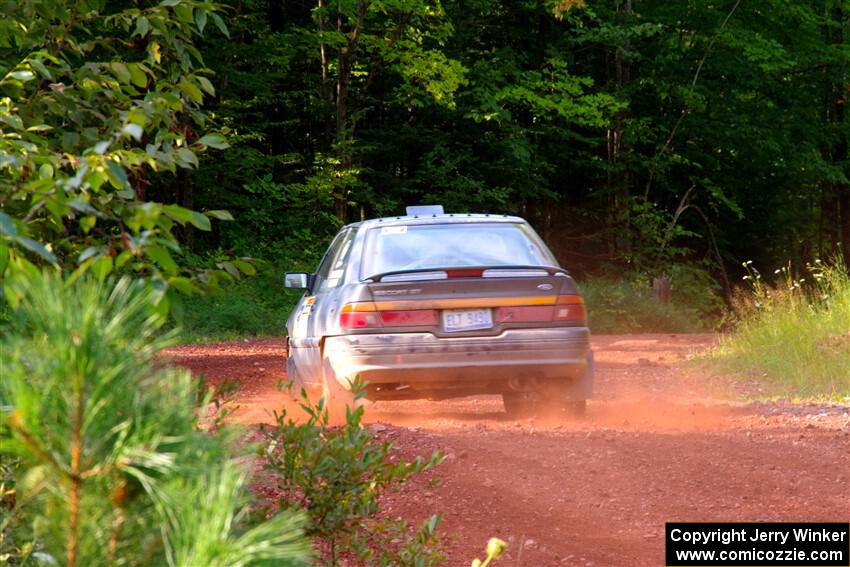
405 205 444 216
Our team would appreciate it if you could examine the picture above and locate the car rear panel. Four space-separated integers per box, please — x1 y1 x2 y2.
335 271 584 337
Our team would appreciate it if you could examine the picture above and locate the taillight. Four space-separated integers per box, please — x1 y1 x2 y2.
341 294 585 330
554 294 585 321
495 306 554 322
340 302 382 329
380 309 439 327
340 302 439 329
495 295 585 323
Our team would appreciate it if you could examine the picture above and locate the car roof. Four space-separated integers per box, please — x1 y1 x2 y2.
344 213 527 230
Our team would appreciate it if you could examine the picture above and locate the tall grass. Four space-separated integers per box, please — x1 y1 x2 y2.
710 260 850 399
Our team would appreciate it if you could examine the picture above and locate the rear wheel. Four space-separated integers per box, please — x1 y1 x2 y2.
502 392 536 418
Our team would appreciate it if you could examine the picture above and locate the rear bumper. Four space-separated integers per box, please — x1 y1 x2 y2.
323 327 592 399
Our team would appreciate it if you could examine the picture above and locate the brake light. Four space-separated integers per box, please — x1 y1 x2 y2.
495 306 554 322
554 294 585 321
340 302 381 329
340 302 439 329
495 295 585 323
380 309 439 327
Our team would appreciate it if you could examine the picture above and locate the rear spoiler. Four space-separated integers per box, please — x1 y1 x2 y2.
364 265 569 282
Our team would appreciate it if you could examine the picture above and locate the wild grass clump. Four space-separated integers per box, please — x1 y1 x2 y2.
709 260 850 399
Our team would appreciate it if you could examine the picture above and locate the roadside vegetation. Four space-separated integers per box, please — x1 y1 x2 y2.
579 265 721 334
708 260 850 400
1 0 848 563
1 273 445 565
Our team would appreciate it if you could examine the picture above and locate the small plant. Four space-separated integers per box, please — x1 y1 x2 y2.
471 537 508 566
261 384 445 566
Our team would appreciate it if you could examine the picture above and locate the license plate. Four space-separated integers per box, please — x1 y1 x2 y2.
442 308 493 332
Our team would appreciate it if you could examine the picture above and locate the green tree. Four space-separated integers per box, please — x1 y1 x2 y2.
0 273 310 566
0 0 246 296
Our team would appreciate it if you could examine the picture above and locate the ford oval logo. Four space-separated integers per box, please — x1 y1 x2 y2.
537 283 553 290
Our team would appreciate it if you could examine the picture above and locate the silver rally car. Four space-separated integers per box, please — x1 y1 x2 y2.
284 206 593 417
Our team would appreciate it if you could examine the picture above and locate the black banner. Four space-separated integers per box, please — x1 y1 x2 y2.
666 522 849 566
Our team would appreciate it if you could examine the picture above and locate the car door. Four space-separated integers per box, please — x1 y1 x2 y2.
287 228 356 386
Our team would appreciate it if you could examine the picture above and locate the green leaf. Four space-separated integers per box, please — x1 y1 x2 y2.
0 240 9 275
205 210 234 221
110 62 131 84
178 79 204 104
163 205 211 231
0 114 24 130
91 255 114 279
0 211 18 236
30 59 53 80
123 123 144 141
231 259 256 276
211 12 229 38
174 3 193 23
79 246 99 262
177 147 199 168
8 69 35 82
69 199 98 215
195 9 208 33
197 76 215 96
15 237 56 263
134 16 150 37
38 163 54 179
80 216 96 233
147 244 179 274
198 134 228 149
168 276 196 294
128 64 148 88
106 161 129 189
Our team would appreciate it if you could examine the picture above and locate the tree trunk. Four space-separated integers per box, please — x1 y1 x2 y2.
333 1 366 223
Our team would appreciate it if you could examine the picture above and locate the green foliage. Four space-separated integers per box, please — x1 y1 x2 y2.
0 272 310 566
261 385 444 566
709 260 850 398
173 260 304 342
183 0 848 290
0 0 238 289
579 275 711 334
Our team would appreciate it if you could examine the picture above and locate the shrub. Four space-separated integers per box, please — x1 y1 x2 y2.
578 273 711 334
0 272 310 566
709 260 850 398
261 386 445 566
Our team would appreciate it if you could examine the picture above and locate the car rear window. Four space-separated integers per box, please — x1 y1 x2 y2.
360 222 556 279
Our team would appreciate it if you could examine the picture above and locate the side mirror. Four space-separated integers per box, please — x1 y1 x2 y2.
284 272 311 290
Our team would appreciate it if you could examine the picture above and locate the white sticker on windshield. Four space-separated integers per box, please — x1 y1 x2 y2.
381 226 407 234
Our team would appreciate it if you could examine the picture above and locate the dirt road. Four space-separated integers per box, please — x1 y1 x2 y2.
167 335 850 566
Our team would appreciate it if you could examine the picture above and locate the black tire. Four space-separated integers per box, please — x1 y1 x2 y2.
502 392 536 418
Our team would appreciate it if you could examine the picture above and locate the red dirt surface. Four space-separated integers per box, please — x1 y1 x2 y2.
165 334 850 566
